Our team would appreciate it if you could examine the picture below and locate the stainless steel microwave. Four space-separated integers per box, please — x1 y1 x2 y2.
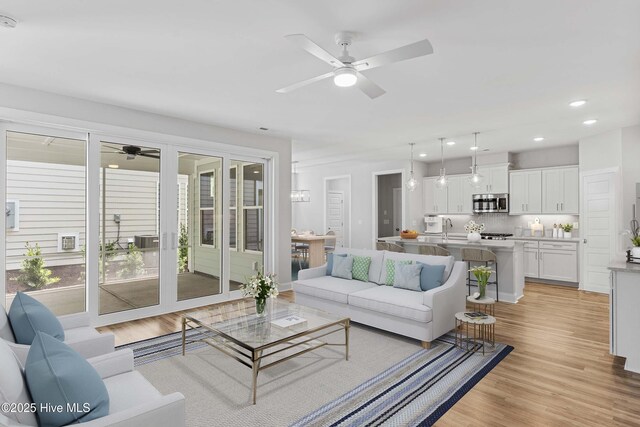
473 194 509 213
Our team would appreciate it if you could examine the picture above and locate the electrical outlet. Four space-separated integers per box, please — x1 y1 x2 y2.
573 222 579 230
113 214 121 223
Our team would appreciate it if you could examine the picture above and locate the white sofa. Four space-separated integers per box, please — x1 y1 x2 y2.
294 247 466 347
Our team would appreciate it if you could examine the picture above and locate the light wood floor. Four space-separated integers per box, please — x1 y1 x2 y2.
98 283 640 426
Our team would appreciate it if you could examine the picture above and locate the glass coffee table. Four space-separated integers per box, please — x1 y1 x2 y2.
182 299 350 404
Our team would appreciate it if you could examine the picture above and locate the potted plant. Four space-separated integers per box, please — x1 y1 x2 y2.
464 220 485 242
562 223 573 239
240 271 279 317
631 237 640 259
470 265 493 299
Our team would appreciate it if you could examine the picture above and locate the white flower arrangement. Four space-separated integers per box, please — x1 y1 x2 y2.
464 220 485 233
240 271 279 300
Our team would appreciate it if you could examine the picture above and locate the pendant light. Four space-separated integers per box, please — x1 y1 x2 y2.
435 138 448 189
468 132 483 188
290 161 310 202
406 142 418 192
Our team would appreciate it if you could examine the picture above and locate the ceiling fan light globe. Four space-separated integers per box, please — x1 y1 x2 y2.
333 68 357 87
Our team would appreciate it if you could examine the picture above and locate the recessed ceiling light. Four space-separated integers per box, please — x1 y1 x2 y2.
583 119 598 126
419 153 427 157
108 164 119 169
446 141 456 146
470 146 479 151
533 137 545 142
569 99 587 107
0 15 17 29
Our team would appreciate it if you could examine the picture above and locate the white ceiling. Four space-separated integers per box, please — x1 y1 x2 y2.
0 0 638 167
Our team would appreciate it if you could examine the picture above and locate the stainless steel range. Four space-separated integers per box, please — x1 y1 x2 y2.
480 232 513 240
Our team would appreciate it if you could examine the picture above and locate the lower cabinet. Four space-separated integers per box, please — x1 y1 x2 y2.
517 240 578 283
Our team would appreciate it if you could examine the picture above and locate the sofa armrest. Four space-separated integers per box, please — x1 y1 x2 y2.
65 331 116 359
297 264 327 280
423 261 467 340
6 341 29 368
58 312 91 329
80 393 185 427
88 349 134 379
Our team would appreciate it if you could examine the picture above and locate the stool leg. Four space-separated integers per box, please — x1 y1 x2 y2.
495 261 499 302
467 261 471 296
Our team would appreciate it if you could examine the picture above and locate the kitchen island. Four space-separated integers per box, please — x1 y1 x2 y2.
608 262 640 373
380 236 525 303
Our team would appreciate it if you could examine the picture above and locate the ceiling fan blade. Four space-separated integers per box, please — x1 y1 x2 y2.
352 38 433 72
138 149 160 154
284 34 344 67
138 153 160 159
355 71 386 99
276 71 335 94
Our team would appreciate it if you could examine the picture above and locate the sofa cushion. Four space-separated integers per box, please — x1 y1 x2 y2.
294 276 377 304
103 371 161 414
0 307 15 343
393 263 423 292
9 292 65 345
352 256 372 282
417 262 446 291
0 339 37 426
25 332 109 427
384 259 412 285
334 248 384 284
326 253 347 275
348 286 432 323
331 255 353 279
381 252 454 284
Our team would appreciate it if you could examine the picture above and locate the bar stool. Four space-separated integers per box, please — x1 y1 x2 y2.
418 245 450 256
461 248 499 302
376 242 405 252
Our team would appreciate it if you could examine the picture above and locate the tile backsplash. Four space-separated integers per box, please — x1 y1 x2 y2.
438 213 579 236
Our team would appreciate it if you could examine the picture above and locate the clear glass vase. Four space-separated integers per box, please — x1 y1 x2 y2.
478 281 487 299
255 298 267 317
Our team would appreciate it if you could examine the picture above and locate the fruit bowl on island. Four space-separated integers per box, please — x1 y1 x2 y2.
400 229 419 239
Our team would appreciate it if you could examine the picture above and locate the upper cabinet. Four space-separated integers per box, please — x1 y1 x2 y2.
509 170 542 215
423 177 447 215
542 166 579 214
475 164 509 194
447 175 473 214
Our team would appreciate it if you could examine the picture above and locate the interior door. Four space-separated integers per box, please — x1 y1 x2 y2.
326 191 344 247
581 171 617 293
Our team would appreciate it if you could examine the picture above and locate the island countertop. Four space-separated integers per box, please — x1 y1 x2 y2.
381 236 523 250
608 261 640 273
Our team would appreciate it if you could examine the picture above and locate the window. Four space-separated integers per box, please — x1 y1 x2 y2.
242 163 263 252
229 166 237 250
199 170 215 246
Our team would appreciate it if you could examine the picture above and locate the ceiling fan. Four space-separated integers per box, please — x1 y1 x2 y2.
276 31 433 99
101 144 160 160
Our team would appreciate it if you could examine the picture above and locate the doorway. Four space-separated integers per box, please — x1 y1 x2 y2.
373 171 404 242
324 175 351 248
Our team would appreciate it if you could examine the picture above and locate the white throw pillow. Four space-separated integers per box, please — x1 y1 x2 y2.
393 263 423 292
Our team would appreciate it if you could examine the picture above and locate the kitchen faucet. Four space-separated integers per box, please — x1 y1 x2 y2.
444 218 453 239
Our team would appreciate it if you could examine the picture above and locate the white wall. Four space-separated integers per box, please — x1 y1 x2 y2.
0 82 292 283
621 125 640 227
292 159 424 249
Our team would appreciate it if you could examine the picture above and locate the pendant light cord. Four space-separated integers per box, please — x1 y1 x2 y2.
439 138 445 172
473 132 479 170
409 143 415 174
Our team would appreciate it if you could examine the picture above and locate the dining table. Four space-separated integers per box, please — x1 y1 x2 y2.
291 234 331 268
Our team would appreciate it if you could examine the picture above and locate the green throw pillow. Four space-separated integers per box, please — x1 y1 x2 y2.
352 256 372 282
385 259 412 285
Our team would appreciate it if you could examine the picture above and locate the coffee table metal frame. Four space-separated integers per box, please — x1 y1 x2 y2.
182 311 350 404
454 311 495 355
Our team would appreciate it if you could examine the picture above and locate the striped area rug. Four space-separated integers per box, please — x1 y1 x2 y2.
291 335 513 427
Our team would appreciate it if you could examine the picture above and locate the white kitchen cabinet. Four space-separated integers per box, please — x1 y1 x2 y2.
476 164 509 194
524 249 539 278
542 166 579 214
610 267 640 373
447 175 473 214
423 177 447 214
509 170 542 215
538 241 578 282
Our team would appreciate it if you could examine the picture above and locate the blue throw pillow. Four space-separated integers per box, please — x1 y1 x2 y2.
25 332 109 427
417 262 446 291
8 292 65 345
326 253 347 275
332 255 354 280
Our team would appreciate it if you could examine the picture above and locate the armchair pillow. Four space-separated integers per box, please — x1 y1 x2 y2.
417 262 446 291
8 292 64 345
393 263 423 291
331 255 354 280
25 332 109 427
352 256 372 282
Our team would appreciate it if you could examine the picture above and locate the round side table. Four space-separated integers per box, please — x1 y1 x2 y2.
454 311 496 355
466 295 495 316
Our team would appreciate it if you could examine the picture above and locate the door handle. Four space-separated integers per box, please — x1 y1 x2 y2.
162 232 167 250
583 239 587 244
522 203 524 211
172 232 177 250
561 202 563 211
556 203 559 211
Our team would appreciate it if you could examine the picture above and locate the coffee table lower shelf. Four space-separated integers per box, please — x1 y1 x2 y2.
182 315 350 404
